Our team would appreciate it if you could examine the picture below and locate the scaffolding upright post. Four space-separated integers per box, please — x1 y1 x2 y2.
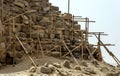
1 0 4 21
85 17 89 42
68 0 70 15
67 0 70 27
71 15 74 40
97 33 102 61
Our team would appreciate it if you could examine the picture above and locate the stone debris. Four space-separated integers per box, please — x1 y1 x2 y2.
58 71 69 76
83 67 96 75
14 0 26 8
80 61 88 67
48 64 56 71
63 60 71 68
106 72 120 76
50 52 61 58
29 66 37 73
52 63 61 68
100 67 109 72
74 65 81 70
44 63 49 67
91 59 99 65
0 61 120 76
40 66 52 74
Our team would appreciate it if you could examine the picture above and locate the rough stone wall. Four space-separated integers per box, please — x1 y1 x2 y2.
0 0 101 64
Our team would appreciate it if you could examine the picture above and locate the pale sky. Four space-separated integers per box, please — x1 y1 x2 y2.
49 0 120 65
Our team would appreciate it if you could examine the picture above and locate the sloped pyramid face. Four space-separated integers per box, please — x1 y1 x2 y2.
3 0 76 40
0 0 120 76
0 0 102 65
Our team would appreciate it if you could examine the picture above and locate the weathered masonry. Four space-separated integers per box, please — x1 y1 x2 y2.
0 0 119 66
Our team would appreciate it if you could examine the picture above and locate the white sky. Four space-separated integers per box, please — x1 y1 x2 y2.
49 0 120 65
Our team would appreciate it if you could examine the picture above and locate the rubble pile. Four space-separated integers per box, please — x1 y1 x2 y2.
1 59 120 76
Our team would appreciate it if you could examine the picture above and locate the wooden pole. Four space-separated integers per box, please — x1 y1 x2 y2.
81 45 84 60
1 0 4 21
71 15 74 40
49 45 59 51
113 57 120 66
12 18 15 33
94 34 120 65
62 40 80 66
36 42 39 57
3 10 36 23
37 35 44 57
81 31 84 60
62 43 82 57
12 41 16 67
9 20 11 42
29 16 32 38
114 56 120 64
97 33 102 61
85 45 94 60
85 17 89 42
15 34 37 68
68 0 70 15
60 30 63 58
67 0 70 30
88 48 97 59
50 15 54 42
12 18 15 66
60 46 62 58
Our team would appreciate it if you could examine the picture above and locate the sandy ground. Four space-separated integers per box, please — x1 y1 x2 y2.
0 55 119 76
0 55 64 73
